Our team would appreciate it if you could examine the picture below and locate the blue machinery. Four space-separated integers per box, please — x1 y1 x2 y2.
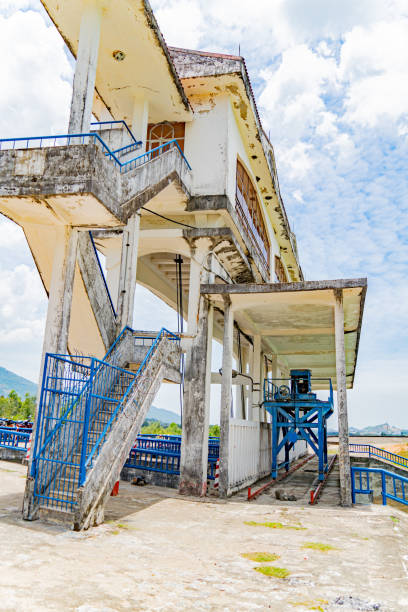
264 369 334 481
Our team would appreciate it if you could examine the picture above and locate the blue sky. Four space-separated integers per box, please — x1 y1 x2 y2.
0 0 407 427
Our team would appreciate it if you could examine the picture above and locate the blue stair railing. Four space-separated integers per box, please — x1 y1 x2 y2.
30 327 180 511
351 466 408 507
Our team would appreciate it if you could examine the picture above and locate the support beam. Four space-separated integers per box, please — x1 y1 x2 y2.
187 252 201 335
334 288 352 506
179 293 212 496
116 214 140 331
68 2 102 133
219 298 234 497
251 335 261 421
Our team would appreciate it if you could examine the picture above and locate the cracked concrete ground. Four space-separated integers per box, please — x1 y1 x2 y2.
0 459 407 611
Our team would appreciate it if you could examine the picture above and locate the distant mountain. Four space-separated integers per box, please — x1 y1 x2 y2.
0 366 37 398
328 422 408 436
147 405 181 425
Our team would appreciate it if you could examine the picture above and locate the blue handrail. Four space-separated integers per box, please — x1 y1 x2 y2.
84 328 180 475
90 120 139 145
0 133 191 173
88 231 117 317
0 132 122 165
350 444 408 470
351 466 408 507
120 139 192 172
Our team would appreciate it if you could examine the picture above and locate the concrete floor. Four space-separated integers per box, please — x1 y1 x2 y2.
1 460 408 611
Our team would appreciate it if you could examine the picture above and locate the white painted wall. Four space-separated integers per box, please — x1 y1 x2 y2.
184 96 229 196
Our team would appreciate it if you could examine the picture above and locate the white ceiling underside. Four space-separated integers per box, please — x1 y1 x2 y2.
203 280 367 390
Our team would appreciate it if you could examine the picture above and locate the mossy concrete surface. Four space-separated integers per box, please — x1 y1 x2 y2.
1 459 408 611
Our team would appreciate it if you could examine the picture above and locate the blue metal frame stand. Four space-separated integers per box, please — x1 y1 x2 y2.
264 370 334 481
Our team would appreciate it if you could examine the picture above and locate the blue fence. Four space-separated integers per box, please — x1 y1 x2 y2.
351 466 408 507
125 434 219 480
350 444 408 470
0 128 191 174
0 427 30 452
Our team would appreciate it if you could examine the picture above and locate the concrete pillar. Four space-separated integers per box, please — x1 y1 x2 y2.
116 214 140 331
68 1 102 133
219 298 234 497
251 335 261 421
42 226 79 356
131 98 149 151
179 292 213 496
187 252 201 335
241 345 250 420
27 225 78 479
334 288 352 507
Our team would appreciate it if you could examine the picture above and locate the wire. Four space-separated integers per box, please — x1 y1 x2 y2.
141 206 197 229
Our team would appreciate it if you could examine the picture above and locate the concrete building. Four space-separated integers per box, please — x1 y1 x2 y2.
0 0 366 529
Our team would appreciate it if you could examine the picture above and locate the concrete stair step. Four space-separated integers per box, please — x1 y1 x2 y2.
38 505 75 527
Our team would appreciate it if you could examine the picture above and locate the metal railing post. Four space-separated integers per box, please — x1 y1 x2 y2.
351 467 356 503
30 353 49 477
381 471 387 505
79 358 94 486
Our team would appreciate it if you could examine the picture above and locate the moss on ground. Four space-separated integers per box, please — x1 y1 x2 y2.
241 552 280 562
254 565 290 578
302 542 337 552
244 520 306 530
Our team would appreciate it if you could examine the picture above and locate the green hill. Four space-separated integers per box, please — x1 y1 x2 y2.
147 405 181 425
0 366 37 398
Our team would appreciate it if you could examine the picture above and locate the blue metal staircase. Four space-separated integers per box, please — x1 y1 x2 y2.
24 327 180 529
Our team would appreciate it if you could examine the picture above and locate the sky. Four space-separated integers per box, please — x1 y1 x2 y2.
0 0 407 428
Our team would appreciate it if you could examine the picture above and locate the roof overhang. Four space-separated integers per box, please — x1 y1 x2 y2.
41 0 191 123
170 47 302 282
201 278 367 390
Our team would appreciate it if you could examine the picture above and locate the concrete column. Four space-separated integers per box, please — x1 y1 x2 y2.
334 288 352 507
116 214 140 331
219 298 234 497
241 345 250 420
187 252 201 335
251 335 261 421
27 226 78 478
68 1 102 133
131 98 149 152
179 292 213 496
42 226 79 356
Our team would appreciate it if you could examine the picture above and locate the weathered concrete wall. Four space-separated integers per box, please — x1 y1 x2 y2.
184 96 228 196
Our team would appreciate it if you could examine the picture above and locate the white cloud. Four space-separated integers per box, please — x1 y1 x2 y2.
153 0 204 49
0 9 72 137
340 20 408 127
